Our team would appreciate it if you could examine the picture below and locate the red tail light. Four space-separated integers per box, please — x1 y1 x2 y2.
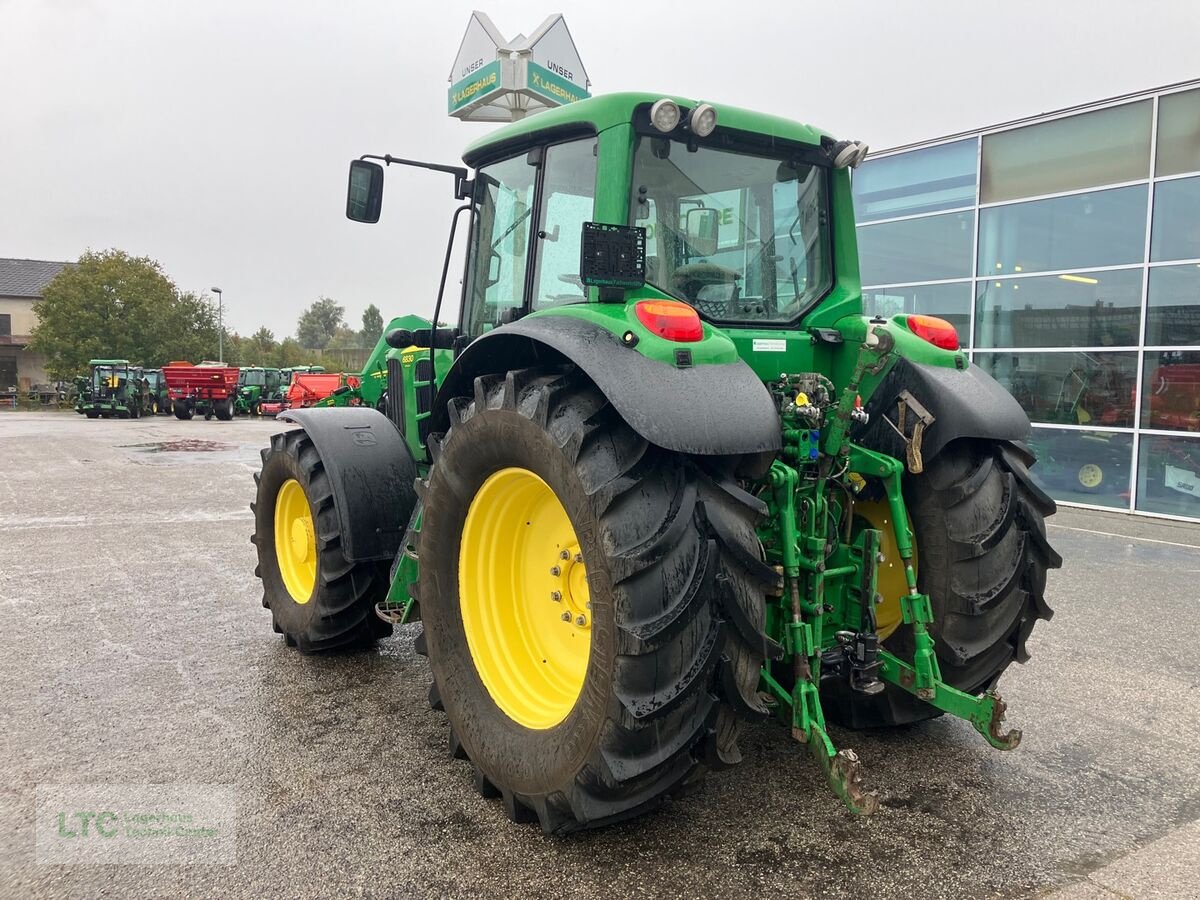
906 314 960 351
635 300 704 342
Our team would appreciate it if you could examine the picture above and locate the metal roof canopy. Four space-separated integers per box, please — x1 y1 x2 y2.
448 11 591 123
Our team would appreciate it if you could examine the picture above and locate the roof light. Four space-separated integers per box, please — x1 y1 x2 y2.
635 299 704 342
1059 274 1099 285
650 98 680 133
688 103 717 137
906 314 960 351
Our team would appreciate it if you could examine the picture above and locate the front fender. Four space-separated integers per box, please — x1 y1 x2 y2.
277 407 418 562
430 316 782 457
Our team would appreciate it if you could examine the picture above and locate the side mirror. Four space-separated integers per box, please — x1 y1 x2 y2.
684 207 720 257
347 160 385 223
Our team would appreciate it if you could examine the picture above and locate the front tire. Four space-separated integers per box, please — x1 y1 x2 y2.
824 439 1061 728
251 429 392 651
419 368 774 833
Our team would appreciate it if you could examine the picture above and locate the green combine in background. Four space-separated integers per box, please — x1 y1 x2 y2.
250 93 1061 833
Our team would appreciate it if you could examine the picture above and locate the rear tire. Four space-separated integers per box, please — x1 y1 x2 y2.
215 397 234 421
418 367 774 833
85 410 99 419
251 429 393 651
823 439 1061 728
174 402 193 420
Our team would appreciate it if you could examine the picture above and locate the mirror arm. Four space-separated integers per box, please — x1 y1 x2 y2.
360 154 474 200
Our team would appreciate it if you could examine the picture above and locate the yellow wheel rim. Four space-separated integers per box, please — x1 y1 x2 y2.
459 467 591 729
274 478 316 604
1078 463 1103 488
854 499 917 641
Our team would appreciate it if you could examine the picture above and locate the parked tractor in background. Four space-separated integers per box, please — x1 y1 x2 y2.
141 368 172 415
259 368 338 416
75 359 149 419
259 366 325 417
251 93 1061 833
163 361 239 420
235 366 283 416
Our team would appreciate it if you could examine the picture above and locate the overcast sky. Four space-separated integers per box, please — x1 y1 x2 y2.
2 0 1197 335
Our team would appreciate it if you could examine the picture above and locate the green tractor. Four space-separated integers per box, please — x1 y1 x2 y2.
141 368 171 415
235 366 283 416
75 359 149 419
251 93 1061 832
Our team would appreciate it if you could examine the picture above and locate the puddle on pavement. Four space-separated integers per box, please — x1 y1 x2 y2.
124 439 238 453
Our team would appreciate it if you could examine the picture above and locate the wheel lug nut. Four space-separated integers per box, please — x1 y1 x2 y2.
550 591 562 602
575 553 584 563
576 615 587 627
550 566 561 577
876 552 886 563
561 611 572 622
559 549 570 560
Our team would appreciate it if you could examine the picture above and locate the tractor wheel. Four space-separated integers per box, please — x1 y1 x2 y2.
251 429 393 651
824 439 1062 728
418 368 772 834
174 402 193 421
85 410 99 419
250 400 260 417
215 398 234 421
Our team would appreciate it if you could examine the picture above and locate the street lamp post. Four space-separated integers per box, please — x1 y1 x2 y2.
211 287 224 363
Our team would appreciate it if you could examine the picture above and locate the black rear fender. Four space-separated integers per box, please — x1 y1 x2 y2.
429 317 782 461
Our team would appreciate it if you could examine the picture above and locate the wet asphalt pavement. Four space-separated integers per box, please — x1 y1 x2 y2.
2 411 1199 899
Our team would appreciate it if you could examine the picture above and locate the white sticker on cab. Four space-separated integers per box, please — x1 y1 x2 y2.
752 339 787 352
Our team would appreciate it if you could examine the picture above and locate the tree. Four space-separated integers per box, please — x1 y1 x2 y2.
360 304 384 346
30 249 218 379
246 327 277 362
296 297 344 349
274 337 321 369
325 326 362 351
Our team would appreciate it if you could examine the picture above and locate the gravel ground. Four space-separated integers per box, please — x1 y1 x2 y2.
2 411 1198 899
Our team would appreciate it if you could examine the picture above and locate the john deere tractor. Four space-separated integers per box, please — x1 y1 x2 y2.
75 360 148 419
252 94 1060 833
235 366 283 416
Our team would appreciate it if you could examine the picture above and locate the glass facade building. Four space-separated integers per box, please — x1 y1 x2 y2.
853 80 1200 521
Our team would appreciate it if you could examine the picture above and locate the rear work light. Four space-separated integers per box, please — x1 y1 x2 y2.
906 314 960 351
634 300 704 342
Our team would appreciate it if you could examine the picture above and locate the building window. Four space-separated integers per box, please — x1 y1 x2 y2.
975 268 1142 349
1026 427 1132 509
1142 350 1200 432
0 314 10 337
980 100 1152 203
1145 264 1200 346
977 185 1147 276
1156 88 1200 177
1150 175 1200 262
857 211 974 286
1137 434 1200 517
863 282 972 345
851 139 976 223
976 351 1137 427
